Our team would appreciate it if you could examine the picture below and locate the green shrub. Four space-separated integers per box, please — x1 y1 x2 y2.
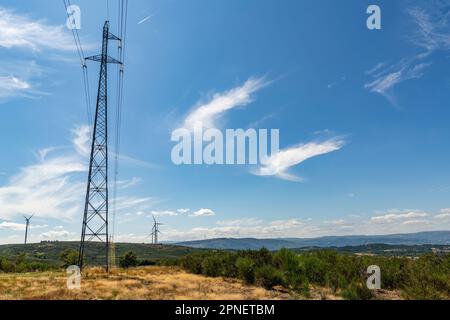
256 265 285 290
236 257 256 284
119 251 138 268
180 254 203 274
201 255 223 277
59 249 79 268
176 249 449 300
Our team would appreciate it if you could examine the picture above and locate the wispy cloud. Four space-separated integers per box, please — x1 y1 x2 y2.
365 59 431 101
151 210 179 217
39 227 73 240
365 2 450 103
72 125 91 157
0 7 76 51
150 208 214 218
190 208 216 217
407 5 450 53
435 208 450 220
0 76 31 99
0 221 47 231
370 210 429 224
0 125 154 223
183 77 268 130
0 129 86 221
0 60 47 101
254 138 345 181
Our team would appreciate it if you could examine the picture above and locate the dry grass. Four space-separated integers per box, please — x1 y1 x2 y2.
0 266 298 300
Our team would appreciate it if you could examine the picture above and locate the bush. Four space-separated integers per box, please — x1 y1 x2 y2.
59 249 79 268
139 259 157 266
175 249 450 300
236 257 255 284
119 251 138 268
201 255 223 277
180 254 204 274
256 265 285 290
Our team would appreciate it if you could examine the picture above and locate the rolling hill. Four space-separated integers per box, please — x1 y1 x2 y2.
177 231 450 250
0 241 202 266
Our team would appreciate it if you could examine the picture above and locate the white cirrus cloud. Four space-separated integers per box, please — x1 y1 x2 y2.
0 76 31 99
254 138 345 181
365 60 431 98
364 3 450 103
39 229 72 239
435 208 450 220
407 5 450 53
190 208 216 217
183 77 268 130
72 125 91 157
151 210 178 217
0 125 154 222
0 7 77 51
0 131 86 220
0 221 47 231
370 211 429 224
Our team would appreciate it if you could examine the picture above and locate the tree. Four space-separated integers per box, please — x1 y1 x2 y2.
59 249 78 268
119 251 138 268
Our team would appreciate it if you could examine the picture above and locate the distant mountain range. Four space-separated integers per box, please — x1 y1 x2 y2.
177 231 450 250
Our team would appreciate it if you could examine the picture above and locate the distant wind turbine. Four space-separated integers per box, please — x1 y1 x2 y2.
23 214 34 245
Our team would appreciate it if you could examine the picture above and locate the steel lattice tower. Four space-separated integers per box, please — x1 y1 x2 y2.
78 21 122 271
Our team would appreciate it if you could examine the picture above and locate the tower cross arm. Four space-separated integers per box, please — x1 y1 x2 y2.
85 55 123 64
108 32 121 41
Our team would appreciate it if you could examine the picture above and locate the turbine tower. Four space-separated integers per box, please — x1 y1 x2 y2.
23 214 34 245
78 21 122 271
151 215 163 245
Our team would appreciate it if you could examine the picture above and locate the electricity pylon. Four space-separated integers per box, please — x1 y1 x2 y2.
109 235 117 269
23 214 34 245
78 21 122 272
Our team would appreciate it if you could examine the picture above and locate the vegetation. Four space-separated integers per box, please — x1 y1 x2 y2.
0 242 203 267
59 249 78 268
1 242 449 300
119 251 139 268
0 267 287 300
174 248 450 300
0 253 52 273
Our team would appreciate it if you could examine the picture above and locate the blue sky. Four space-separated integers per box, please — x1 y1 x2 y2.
0 0 450 244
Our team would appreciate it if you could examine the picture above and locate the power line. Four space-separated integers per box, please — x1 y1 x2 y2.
62 0 93 133
111 0 128 243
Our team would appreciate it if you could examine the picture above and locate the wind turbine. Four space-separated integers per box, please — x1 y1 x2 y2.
23 214 34 245
152 215 163 245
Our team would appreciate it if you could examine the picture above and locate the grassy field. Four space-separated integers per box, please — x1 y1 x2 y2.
0 267 295 300
0 266 406 300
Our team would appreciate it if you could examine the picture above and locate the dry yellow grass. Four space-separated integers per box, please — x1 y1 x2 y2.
0 266 298 300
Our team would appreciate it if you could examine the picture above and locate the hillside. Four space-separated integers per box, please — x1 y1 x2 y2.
177 231 450 250
0 242 202 266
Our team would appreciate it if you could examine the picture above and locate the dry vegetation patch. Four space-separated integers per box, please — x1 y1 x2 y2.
0 266 296 300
